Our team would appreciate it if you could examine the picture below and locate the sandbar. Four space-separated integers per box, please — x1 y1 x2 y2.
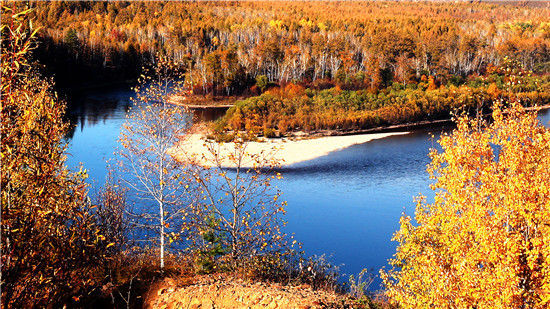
172 132 409 168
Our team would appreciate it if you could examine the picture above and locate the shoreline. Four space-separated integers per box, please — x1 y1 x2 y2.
172 131 409 168
176 97 550 139
171 104 550 168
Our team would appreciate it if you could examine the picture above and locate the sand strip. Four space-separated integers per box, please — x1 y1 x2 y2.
172 132 409 168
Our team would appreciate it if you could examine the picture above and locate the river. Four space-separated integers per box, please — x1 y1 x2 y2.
64 85 550 289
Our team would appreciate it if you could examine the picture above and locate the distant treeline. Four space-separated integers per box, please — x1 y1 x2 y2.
30 1 549 93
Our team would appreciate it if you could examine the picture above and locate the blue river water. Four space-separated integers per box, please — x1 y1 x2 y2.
64 85 550 289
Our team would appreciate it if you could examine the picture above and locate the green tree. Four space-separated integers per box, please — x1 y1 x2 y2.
255 74 269 92
64 28 79 49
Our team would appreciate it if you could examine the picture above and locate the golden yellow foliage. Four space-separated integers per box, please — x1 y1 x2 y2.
382 103 550 307
1 5 107 306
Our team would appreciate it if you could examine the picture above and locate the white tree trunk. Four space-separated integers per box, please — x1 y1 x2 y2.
160 200 165 269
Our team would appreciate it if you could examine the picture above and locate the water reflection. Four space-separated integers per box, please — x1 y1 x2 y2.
65 87 133 139
64 86 134 186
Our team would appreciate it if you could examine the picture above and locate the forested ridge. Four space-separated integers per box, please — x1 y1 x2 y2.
28 1 550 136
31 1 549 93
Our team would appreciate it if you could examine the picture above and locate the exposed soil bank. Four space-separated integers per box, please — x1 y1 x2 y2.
146 275 356 308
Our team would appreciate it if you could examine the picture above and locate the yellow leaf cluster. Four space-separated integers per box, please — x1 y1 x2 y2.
382 103 550 308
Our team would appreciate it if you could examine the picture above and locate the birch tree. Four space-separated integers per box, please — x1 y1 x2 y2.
119 55 191 269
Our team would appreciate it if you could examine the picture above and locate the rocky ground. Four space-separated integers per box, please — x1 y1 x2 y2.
145 274 359 308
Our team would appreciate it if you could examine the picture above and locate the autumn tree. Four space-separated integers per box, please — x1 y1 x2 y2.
1 5 105 306
94 171 129 255
119 55 191 270
27 1 550 96
381 102 550 307
176 132 289 269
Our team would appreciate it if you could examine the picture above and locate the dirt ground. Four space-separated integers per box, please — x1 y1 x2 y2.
145 274 358 308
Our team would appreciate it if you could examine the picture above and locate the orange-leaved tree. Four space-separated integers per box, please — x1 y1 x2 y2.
381 102 550 307
1 4 106 307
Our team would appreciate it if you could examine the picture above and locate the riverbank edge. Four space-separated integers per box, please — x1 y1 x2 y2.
172 104 549 168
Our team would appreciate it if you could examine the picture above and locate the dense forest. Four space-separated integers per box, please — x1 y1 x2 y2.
31 1 549 93
212 62 549 137
28 1 550 136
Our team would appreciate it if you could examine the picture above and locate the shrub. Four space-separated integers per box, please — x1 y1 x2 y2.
1 6 108 306
255 74 269 92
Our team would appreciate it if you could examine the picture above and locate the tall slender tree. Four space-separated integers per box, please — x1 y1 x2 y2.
119 55 191 269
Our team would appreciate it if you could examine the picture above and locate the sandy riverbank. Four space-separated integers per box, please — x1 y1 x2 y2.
171 131 409 168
